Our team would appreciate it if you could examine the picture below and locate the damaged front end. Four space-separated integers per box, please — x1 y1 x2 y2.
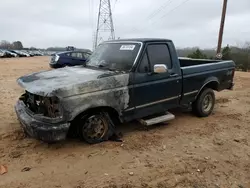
15 91 70 142
20 91 62 119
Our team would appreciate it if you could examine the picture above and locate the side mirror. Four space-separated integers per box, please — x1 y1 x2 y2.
153 64 168 73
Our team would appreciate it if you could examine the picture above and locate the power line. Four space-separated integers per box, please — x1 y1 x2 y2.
89 0 92 25
147 0 173 21
132 0 192 33
130 0 173 32
158 0 191 21
112 0 119 13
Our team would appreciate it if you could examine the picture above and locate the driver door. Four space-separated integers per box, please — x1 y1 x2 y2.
131 43 181 119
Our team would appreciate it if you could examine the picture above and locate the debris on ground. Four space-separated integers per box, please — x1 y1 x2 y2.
162 145 166 150
9 151 22 158
88 151 100 158
0 165 8 175
129 172 134 176
21 167 31 172
234 138 240 143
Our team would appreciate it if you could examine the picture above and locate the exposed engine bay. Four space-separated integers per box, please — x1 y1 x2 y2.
20 91 61 118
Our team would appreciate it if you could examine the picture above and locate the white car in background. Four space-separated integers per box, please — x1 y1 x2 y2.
19 50 31 57
2 50 18 57
0 49 6 58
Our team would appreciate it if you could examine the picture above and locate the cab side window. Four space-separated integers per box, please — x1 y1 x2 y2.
71 52 83 58
138 52 150 73
147 44 172 71
71 52 78 58
76 52 83 58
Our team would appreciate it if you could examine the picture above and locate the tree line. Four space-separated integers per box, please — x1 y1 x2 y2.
177 43 250 72
0 40 91 52
0 40 23 50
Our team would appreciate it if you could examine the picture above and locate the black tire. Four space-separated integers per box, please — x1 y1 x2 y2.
78 112 114 144
192 88 215 117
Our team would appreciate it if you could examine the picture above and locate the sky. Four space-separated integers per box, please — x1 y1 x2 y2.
0 0 249 49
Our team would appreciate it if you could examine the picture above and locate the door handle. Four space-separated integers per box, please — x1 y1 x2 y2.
170 73 178 77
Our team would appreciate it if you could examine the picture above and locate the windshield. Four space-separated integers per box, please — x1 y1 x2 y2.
86 42 141 71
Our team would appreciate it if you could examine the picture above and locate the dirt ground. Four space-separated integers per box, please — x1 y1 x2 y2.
0 56 250 188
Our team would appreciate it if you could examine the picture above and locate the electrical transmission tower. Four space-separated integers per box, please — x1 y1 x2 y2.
94 0 115 49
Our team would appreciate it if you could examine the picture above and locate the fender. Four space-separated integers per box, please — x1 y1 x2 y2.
195 77 219 99
61 85 131 122
68 104 121 122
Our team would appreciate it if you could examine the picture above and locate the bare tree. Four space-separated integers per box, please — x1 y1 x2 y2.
0 40 12 49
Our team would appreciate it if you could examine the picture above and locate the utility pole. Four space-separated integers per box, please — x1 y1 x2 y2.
216 0 228 57
94 0 115 49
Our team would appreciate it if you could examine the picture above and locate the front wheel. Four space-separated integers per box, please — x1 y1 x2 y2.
78 112 114 144
192 88 215 117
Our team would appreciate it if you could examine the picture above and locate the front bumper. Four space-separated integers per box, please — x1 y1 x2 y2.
49 63 62 68
15 100 70 142
49 60 64 68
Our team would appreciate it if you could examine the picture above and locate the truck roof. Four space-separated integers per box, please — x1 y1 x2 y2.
106 38 172 43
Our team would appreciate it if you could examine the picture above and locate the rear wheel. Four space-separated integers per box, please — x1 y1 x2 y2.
192 88 215 117
78 112 114 144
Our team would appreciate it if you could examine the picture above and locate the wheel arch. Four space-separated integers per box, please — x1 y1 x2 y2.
195 77 219 99
73 106 120 121
67 106 121 138
70 106 122 130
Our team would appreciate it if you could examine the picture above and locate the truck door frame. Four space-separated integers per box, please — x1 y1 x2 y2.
128 41 182 120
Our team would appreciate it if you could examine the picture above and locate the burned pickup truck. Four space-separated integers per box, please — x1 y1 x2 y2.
15 38 235 143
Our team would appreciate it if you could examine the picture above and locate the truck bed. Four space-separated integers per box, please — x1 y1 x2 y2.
179 57 222 67
180 58 234 75
179 58 235 105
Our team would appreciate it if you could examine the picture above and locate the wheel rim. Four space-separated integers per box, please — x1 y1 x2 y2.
82 115 108 141
202 94 213 113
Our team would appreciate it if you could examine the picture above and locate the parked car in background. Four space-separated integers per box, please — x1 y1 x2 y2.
0 50 7 58
1 50 18 57
49 50 92 68
20 50 32 57
0 49 45 58
33 50 44 56
9 50 25 57
21 50 32 57
8 50 18 57
17 50 30 57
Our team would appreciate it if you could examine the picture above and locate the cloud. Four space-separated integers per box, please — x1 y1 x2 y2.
0 0 249 49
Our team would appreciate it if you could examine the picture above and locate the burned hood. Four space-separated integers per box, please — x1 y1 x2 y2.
17 66 130 98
